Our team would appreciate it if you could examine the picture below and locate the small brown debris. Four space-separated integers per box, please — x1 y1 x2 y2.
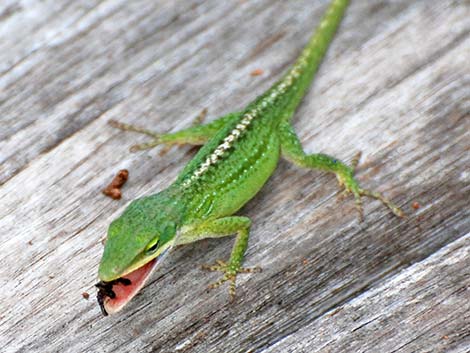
411 201 420 210
250 68 264 76
82 292 90 300
105 188 122 199
302 258 308 265
103 169 129 200
27 240 33 245
442 335 449 340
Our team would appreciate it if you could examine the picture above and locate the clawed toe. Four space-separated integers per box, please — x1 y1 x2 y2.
339 183 404 221
129 139 162 152
108 119 166 152
359 188 405 218
351 151 362 171
353 191 364 222
336 152 404 221
201 259 227 272
201 260 262 300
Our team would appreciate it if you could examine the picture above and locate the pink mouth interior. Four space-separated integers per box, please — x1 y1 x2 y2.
104 259 157 315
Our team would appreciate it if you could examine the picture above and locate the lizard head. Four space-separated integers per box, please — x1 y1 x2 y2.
96 191 183 315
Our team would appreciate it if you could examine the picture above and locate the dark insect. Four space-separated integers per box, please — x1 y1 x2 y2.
95 278 131 316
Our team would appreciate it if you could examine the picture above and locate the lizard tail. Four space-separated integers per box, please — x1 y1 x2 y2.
281 0 350 120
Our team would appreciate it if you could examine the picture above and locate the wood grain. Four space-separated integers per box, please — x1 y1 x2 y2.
1 0 468 352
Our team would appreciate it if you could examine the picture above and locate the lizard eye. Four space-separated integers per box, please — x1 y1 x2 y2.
146 240 160 254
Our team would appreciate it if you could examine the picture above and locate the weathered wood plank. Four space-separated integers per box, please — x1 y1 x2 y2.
264 234 470 353
0 0 468 352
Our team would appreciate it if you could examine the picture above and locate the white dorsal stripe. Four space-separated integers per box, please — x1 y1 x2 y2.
181 69 298 188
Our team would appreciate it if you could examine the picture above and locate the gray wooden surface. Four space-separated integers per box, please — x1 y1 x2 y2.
0 1 468 352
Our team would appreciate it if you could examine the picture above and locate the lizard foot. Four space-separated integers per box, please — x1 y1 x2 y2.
108 120 165 152
336 152 405 221
201 260 261 300
108 109 207 154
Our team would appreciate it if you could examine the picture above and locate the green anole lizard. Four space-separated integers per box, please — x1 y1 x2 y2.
96 0 403 316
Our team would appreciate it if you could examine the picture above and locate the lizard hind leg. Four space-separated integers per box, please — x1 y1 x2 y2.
278 122 404 221
108 110 240 153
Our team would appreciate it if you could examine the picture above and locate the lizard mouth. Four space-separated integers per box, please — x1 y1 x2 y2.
95 258 157 316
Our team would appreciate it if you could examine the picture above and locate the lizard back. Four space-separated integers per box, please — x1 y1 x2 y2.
176 104 281 222
175 0 350 223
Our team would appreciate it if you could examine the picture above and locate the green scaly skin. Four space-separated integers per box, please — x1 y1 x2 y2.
98 0 404 312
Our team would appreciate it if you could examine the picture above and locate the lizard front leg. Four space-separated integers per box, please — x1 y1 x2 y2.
278 122 404 221
178 216 261 300
109 111 241 152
